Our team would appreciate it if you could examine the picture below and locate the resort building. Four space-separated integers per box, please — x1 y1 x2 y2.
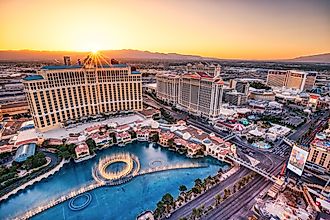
22 64 143 132
159 131 175 147
116 131 132 144
75 143 90 159
266 70 316 92
156 72 224 119
136 129 150 141
156 73 179 105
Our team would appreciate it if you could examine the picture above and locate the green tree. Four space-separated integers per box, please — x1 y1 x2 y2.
162 193 174 206
179 185 187 193
192 187 200 194
86 138 96 153
215 194 222 205
194 178 203 187
129 130 137 139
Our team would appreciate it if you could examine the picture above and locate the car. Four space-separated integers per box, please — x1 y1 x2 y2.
248 152 254 156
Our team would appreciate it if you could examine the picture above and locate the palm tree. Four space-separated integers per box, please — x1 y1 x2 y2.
191 208 200 220
215 194 222 205
194 178 203 191
179 185 187 194
162 193 174 206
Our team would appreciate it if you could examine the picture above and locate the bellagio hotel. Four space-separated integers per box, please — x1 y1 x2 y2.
23 64 142 132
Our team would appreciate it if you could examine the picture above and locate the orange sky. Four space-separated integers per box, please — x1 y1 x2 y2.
0 0 329 59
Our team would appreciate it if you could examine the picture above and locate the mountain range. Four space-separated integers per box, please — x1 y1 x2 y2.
0 49 329 63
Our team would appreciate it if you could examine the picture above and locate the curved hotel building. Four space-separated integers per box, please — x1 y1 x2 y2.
23 64 142 132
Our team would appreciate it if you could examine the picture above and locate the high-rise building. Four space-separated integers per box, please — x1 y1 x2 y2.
156 72 224 119
235 80 249 95
266 70 316 91
156 74 179 105
266 70 288 88
23 64 142 132
223 91 247 106
63 56 71 66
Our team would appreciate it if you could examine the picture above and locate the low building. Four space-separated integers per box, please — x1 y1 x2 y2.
116 131 132 144
91 132 111 146
116 124 131 133
249 90 275 101
48 138 63 146
186 143 202 156
0 144 14 154
223 91 247 106
268 124 291 138
75 143 90 159
14 143 36 162
84 125 102 136
159 132 175 147
136 129 150 141
140 108 161 119
0 102 29 118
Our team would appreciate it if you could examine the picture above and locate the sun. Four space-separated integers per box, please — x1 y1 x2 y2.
91 49 99 54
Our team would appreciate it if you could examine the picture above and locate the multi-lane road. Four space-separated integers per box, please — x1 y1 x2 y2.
143 95 329 219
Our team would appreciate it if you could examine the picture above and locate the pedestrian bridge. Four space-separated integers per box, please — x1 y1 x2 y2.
226 154 278 182
223 133 237 142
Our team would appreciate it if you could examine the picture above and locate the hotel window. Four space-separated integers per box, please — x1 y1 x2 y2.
311 150 319 163
319 153 327 166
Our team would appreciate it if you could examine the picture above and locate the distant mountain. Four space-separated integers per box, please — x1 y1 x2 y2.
1 49 329 63
289 53 330 63
0 49 210 62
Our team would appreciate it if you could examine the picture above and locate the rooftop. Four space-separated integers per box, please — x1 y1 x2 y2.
22 75 44 81
40 64 128 70
14 143 36 162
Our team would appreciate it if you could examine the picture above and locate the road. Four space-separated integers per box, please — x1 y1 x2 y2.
144 94 328 219
168 167 250 220
203 160 284 220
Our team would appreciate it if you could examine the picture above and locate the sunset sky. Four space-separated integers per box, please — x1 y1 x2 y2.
1 0 329 59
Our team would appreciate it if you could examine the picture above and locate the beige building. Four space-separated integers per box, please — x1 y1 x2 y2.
156 72 224 119
249 90 276 101
307 145 330 173
306 129 330 173
156 74 179 104
23 64 142 132
266 70 316 91
0 102 29 118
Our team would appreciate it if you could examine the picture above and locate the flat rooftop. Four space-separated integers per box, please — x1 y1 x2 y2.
40 64 128 70
41 114 152 139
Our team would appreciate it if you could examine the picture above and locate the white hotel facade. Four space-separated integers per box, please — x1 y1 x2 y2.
23 64 142 132
156 72 224 119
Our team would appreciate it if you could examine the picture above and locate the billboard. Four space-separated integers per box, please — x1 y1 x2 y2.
287 146 309 176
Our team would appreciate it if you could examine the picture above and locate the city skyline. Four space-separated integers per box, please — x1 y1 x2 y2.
1 0 330 60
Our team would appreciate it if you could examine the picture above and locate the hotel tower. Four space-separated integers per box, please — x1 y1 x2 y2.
23 62 143 132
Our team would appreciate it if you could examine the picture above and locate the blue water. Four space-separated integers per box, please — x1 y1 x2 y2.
0 142 228 220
